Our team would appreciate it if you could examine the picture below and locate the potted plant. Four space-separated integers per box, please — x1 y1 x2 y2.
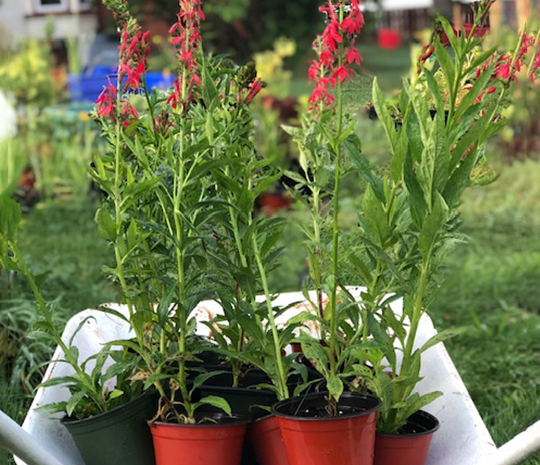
274 2 382 464
0 186 154 465
347 2 540 464
90 1 264 464
196 60 303 465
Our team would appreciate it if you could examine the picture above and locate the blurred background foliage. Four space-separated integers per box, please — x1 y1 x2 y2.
2 2 540 464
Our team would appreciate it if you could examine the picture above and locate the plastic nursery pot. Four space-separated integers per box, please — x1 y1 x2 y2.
63 392 156 465
197 369 276 421
198 384 277 421
378 29 402 50
248 415 290 465
374 410 440 465
463 24 490 39
149 414 249 465
272 391 382 465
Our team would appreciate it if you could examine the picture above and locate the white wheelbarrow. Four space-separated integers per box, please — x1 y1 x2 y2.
2 289 539 465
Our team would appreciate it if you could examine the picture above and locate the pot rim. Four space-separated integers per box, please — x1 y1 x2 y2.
61 390 151 429
251 413 275 424
377 410 440 439
199 385 275 395
150 416 251 429
272 391 382 422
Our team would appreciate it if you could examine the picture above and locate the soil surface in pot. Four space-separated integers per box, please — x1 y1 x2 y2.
382 410 440 437
274 391 381 419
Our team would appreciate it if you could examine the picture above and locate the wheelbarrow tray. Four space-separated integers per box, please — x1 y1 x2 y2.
16 288 496 465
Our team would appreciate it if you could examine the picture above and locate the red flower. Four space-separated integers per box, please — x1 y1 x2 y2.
333 65 354 83
346 47 362 65
117 20 151 92
243 79 264 105
323 22 342 52
96 83 116 119
308 1 364 113
496 62 511 80
168 0 205 110
309 61 321 83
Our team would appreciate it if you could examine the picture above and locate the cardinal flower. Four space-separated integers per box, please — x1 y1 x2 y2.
96 83 117 119
308 1 365 113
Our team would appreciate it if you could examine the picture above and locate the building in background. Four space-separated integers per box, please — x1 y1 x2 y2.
364 0 538 41
0 0 97 43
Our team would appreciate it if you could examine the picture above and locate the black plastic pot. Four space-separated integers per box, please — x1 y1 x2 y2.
63 392 156 465
374 410 440 465
198 367 271 389
198 384 277 421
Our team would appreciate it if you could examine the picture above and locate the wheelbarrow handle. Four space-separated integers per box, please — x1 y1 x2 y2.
477 419 540 465
0 410 66 465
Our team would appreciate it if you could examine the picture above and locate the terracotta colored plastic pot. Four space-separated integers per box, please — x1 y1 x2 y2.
63 392 155 465
149 414 249 465
272 392 381 465
374 410 440 465
378 29 402 50
248 415 289 465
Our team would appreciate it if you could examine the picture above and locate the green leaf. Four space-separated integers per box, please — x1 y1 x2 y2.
418 328 464 355
423 69 444 116
372 78 396 151
109 389 124 400
327 375 344 403
0 196 22 242
434 39 455 93
95 208 117 242
418 193 448 260
438 16 460 54
367 312 396 370
454 67 493 122
190 371 228 396
196 396 232 416
66 390 87 417
39 375 79 389
302 341 329 378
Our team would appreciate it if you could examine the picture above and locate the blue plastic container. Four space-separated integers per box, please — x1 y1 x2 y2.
68 70 174 102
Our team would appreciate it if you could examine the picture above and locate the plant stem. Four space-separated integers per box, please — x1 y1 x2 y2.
329 14 345 381
252 235 289 401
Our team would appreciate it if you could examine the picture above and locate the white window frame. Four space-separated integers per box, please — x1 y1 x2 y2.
32 0 70 14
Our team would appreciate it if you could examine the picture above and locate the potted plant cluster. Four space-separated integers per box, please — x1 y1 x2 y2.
2 0 540 465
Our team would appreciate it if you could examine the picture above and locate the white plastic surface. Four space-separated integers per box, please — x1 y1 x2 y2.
16 288 496 465
362 0 477 12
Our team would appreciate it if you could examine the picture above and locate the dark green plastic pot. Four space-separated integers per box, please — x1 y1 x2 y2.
63 392 156 465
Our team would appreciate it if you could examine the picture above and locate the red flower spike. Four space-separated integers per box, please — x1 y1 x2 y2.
308 0 365 113
168 0 204 110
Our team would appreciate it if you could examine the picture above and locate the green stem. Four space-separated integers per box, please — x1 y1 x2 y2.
252 235 289 401
329 17 345 380
174 124 192 418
